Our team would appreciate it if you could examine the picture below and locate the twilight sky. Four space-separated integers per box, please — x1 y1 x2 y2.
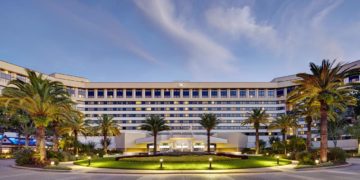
1 0 360 82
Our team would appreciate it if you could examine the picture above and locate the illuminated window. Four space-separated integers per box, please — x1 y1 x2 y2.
146 108 151 111
136 101 141 105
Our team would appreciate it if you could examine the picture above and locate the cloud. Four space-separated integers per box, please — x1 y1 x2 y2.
42 0 159 64
134 0 239 81
205 6 280 50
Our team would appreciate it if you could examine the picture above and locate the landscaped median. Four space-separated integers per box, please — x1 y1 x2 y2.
74 155 291 170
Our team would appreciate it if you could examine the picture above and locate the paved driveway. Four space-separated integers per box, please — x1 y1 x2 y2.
0 158 360 180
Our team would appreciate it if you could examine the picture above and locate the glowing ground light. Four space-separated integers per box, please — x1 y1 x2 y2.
209 157 213 169
50 161 55 166
160 158 163 168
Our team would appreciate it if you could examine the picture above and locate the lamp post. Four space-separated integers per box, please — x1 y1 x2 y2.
88 156 91 166
159 158 163 169
209 157 213 169
276 155 279 165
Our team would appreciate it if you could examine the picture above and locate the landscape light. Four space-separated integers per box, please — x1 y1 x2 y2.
276 155 280 165
160 158 163 169
75 154 79 160
286 153 290 157
88 156 91 166
50 161 55 166
315 159 320 165
209 157 213 169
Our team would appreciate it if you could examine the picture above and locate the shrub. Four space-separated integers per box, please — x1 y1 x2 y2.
49 158 59 165
46 150 64 161
14 148 35 166
328 147 347 164
296 151 315 165
60 151 76 162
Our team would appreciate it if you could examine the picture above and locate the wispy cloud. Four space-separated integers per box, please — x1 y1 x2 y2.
205 6 280 50
134 0 239 81
42 0 159 64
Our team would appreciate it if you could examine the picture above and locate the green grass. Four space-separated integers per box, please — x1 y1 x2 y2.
74 155 291 170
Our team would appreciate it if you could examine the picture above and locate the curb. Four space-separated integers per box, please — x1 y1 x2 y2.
11 165 72 172
84 169 282 175
295 163 352 171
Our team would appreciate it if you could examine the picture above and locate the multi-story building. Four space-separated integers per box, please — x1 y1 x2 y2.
1 60 359 154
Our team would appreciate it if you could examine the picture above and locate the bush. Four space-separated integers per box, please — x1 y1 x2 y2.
328 147 347 164
46 150 64 161
49 158 59 165
60 151 76 162
296 151 315 165
14 148 35 166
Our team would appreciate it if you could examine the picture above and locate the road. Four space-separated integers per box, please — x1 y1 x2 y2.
0 159 359 180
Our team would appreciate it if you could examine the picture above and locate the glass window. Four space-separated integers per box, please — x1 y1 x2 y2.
221 89 227 97
277 88 284 97
135 89 142 98
78 89 86 98
287 86 295 94
87 89 94 98
211 89 218 98
258 89 265 97
174 89 180 98
202 89 209 97
116 89 123 97
145 89 152 98
249 89 256 97
230 89 237 97
349 75 359 82
126 89 133 98
183 89 190 97
155 89 161 98
192 89 199 98
107 90 114 98
97 89 104 97
268 89 275 97
239 89 246 98
164 89 171 98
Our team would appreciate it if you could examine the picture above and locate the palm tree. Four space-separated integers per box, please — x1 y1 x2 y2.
199 113 220 153
0 69 73 162
96 114 120 154
242 109 269 154
287 60 358 162
269 114 299 154
140 115 169 155
60 112 88 155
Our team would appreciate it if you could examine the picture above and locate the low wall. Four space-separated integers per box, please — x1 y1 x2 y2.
312 139 358 150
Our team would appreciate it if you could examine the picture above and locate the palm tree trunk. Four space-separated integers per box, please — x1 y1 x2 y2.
320 101 328 163
74 130 78 155
255 128 259 154
306 116 312 151
153 133 157 155
36 126 46 162
282 129 287 155
25 134 30 147
104 134 108 155
207 130 211 154
53 122 59 152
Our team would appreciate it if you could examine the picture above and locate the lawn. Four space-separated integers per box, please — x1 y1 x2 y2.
74 155 291 170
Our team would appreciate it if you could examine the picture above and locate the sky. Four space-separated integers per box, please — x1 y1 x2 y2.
1 0 360 82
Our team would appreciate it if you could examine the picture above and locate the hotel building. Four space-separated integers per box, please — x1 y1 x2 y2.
1 60 359 154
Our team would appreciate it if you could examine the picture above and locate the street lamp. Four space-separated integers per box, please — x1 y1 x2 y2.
87 156 91 166
209 157 213 169
159 158 163 169
276 155 280 165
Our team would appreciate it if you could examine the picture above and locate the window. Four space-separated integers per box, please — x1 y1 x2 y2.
183 89 190 97
88 89 94 98
249 89 256 98
174 89 180 98
116 89 123 98
192 89 199 98
349 75 359 82
164 89 171 98
78 89 86 98
202 89 209 97
97 89 104 98
258 89 265 97
155 89 161 98
221 89 227 98
126 89 133 98
277 88 284 97
240 89 246 98
145 89 152 98
230 89 237 97
287 86 295 94
268 89 275 97
107 90 114 98
211 89 218 98
135 89 142 98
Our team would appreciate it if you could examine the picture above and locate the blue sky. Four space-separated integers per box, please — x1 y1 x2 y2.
1 0 360 82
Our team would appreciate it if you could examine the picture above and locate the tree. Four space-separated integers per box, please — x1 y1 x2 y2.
269 114 298 154
60 112 88 155
199 113 220 153
242 109 269 154
287 60 358 162
140 115 169 155
96 114 120 154
0 69 73 162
